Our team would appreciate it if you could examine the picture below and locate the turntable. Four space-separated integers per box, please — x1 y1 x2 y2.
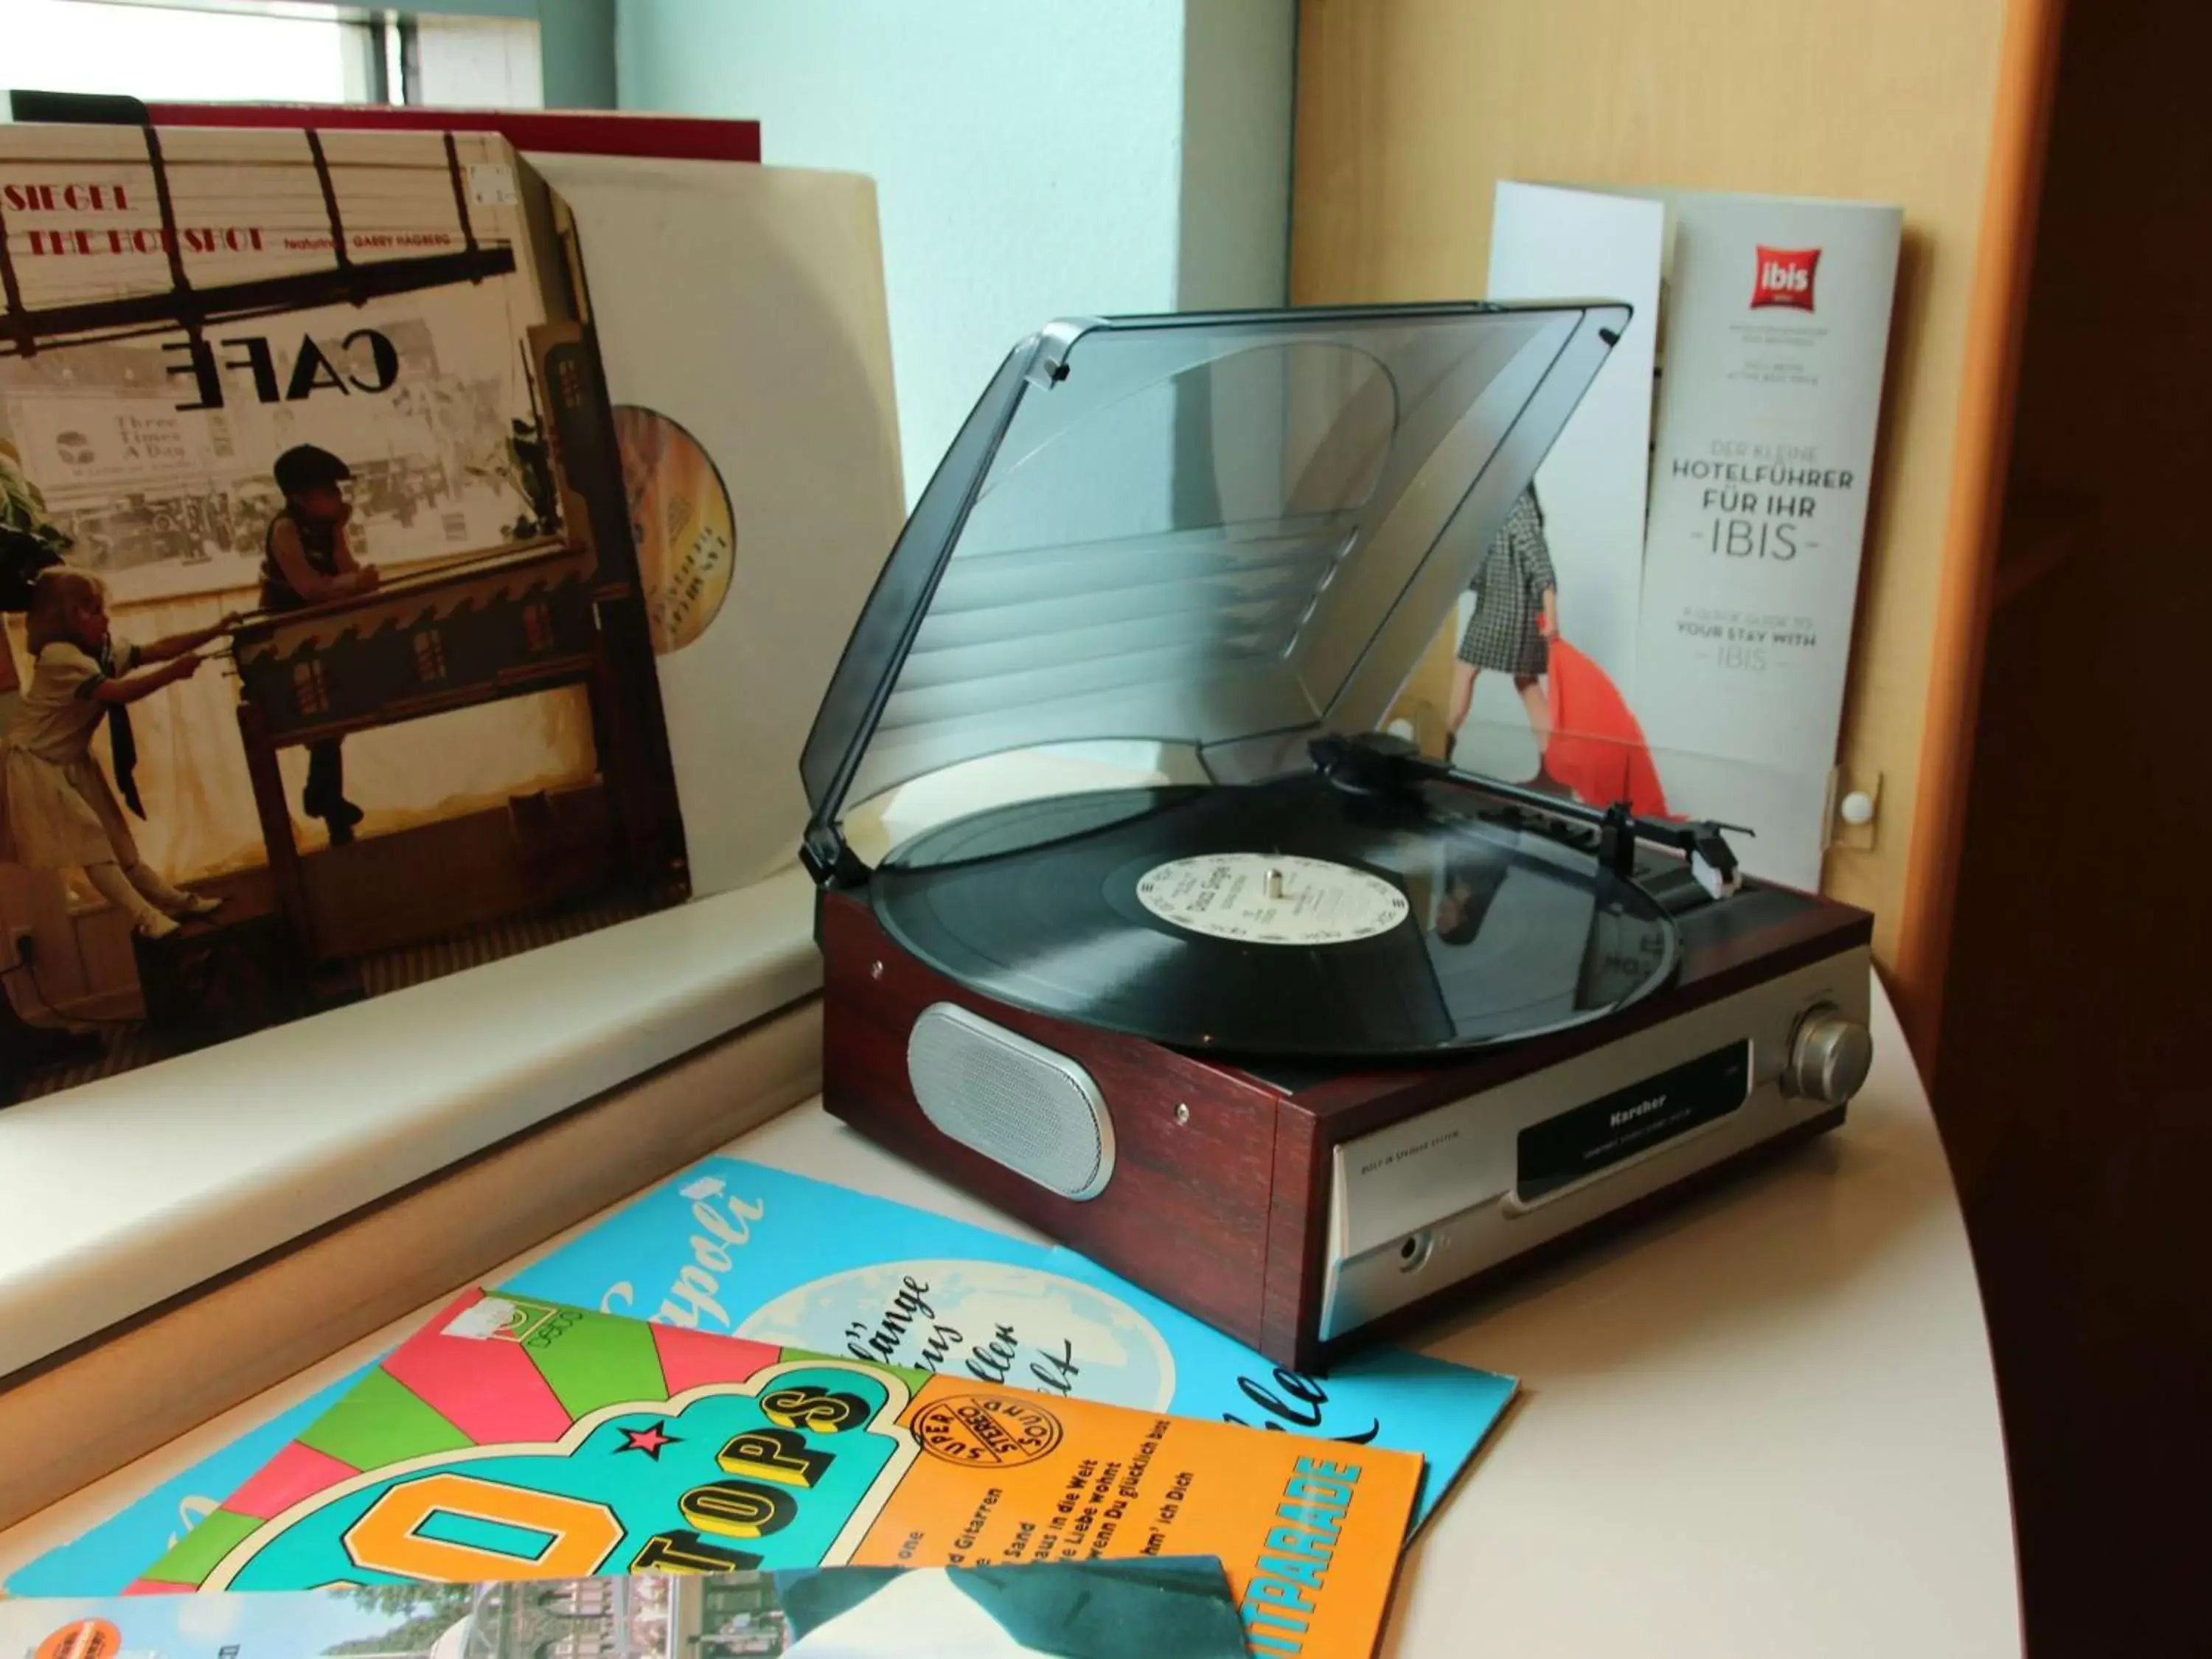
797 303 1874 1372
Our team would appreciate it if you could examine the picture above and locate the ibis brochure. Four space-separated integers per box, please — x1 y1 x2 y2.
3 1555 1251 1659
131 1290 1415 1659
5 1161 1514 1602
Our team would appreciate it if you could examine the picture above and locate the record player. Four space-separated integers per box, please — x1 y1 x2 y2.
797 302 1874 1372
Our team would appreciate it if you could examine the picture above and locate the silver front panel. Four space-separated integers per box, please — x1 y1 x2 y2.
1319 949 1870 1340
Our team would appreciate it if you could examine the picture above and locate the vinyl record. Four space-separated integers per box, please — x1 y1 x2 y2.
872 773 1679 1059
612 404 736 654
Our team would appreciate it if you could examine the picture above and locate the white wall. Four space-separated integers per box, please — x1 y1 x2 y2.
413 15 546 108
614 0 1295 503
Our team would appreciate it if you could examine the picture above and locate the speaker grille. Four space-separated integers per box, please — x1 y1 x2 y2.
906 1004 1116 1200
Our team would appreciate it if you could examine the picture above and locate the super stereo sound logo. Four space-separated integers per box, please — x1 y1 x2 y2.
1751 246 1820 311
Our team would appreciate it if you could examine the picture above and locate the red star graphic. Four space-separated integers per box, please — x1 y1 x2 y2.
615 1420 681 1460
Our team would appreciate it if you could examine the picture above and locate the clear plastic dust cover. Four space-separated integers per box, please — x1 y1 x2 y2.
801 301 1630 868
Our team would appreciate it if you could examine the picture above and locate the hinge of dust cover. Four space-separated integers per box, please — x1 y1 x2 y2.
1024 345 1073 389
801 824 867 888
1023 317 1099 389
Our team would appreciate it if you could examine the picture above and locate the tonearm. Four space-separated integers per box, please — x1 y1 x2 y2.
1309 731 1747 900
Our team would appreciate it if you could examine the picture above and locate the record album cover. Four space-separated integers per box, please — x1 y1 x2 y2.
0 121 687 1101
131 1291 1416 1659
528 154 904 896
116 110 883 897
7 1161 1513 1601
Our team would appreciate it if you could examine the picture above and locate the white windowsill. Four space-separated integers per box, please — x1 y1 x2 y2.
0 865 823 1380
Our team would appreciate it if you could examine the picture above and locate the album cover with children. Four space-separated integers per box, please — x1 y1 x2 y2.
0 121 690 1100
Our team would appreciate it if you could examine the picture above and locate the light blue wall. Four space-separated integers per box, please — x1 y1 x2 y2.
535 0 616 110
614 0 1295 501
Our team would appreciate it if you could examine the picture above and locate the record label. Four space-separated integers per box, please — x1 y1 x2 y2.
613 404 736 654
1135 853 1408 946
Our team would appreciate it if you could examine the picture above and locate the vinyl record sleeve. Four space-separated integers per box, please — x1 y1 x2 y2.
9 1162 1514 1596
536 156 905 896
131 1290 1419 1659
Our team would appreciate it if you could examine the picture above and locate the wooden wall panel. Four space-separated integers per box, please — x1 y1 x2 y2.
1893 0 2068 1072
1291 0 2011 997
1935 0 2205 1177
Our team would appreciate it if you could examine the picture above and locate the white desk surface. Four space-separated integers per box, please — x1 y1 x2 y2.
0 975 2018 1658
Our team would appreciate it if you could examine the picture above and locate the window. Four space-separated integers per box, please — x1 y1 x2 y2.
1 1 544 111
3 0 378 105
411 14 545 109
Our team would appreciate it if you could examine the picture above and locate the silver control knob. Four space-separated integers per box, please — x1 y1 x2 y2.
1785 1005 1874 1103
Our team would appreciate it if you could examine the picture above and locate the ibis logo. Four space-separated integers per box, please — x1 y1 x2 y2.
1751 246 1820 311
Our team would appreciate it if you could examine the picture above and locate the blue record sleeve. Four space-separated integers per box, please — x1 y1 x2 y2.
7 1159 1512 1593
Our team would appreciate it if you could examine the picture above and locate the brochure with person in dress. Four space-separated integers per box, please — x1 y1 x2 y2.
1442 181 1902 888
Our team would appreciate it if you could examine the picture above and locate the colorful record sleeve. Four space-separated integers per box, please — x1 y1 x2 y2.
131 1290 1419 1659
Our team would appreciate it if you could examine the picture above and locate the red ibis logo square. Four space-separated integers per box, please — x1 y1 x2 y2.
1751 246 1820 311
